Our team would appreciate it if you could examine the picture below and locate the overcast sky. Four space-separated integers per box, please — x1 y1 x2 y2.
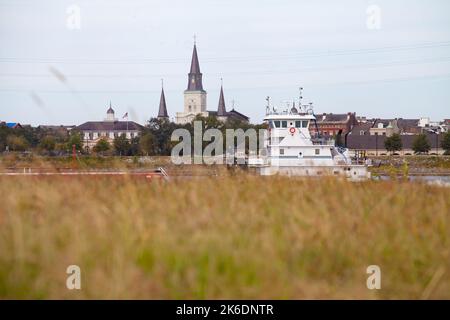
1 0 450 125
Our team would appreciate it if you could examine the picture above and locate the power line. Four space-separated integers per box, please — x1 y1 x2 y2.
1 41 450 65
1 56 450 79
1 73 450 93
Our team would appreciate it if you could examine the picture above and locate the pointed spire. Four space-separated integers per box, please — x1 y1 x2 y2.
217 80 227 116
187 40 204 91
157 80 169 119
190 43 201 74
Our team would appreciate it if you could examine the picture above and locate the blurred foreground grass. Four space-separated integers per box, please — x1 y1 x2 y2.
0 174 449 299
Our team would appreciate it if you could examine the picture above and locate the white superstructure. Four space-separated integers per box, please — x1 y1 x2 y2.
248 91 370 180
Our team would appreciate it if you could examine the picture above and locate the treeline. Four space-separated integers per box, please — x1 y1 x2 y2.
0 116 266 156
0 124 72 153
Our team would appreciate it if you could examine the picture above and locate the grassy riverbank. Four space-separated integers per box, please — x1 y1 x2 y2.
0 174 449 299
369 155 450 176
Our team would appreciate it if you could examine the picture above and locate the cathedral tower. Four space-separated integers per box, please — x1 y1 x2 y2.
176 41 208 124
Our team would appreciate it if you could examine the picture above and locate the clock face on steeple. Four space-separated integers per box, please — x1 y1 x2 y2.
191 79 195 84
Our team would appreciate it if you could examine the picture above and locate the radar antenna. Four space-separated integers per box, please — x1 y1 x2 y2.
299 87 304 112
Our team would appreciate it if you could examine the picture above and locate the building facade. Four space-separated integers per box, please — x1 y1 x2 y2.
347 133 444 156
76 104 143 150
310 112 358 137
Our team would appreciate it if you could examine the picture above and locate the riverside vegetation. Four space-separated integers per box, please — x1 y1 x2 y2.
0 173 449 299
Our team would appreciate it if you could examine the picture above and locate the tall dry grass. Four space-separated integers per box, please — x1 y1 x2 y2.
0 174 449 299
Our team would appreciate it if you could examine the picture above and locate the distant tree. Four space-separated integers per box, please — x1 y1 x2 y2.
16 126 39 148
0 125 12 151
67 132 83 152
129 136 141 156
38 127 70 146
93 138 111 155
144 116 266 156
384 133 402 154
147 118 178 155
412 134 431 154
196 114 224 130
54 143 68 155
441 131 450 155
39 135 56 153
113 134 131 156
224 117 252 130
6 135 29 152
139 132 156 156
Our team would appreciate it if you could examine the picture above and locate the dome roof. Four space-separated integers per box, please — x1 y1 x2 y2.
107 102 115 114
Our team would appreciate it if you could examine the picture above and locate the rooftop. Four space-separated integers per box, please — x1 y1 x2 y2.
76 121 143 131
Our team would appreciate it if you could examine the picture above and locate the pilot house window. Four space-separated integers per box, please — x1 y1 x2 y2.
295 120 309 128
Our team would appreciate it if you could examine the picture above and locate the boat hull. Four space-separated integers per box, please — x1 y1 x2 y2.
257 165 370 181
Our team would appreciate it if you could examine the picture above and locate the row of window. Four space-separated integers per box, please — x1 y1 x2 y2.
269 120 309 129
83 132 137 140
279 148 321 155
322 131 340 136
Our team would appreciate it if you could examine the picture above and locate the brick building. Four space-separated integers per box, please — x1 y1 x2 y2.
310 112 358 137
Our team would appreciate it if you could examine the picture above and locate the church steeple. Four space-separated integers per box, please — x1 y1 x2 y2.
157 80 169 119
217 81 227 116
187 42 204 91
177 38 208 124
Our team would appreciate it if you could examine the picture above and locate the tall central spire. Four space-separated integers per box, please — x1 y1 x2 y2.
190 44 201 74
187 42 204 91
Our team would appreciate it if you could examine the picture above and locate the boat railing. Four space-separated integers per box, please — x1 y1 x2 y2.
265 109 314 116
311 137 334 146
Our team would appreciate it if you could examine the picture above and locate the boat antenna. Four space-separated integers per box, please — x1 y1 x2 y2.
265 96 270 114
299 87 303 112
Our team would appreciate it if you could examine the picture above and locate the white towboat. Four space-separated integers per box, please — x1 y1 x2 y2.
248 91 370 181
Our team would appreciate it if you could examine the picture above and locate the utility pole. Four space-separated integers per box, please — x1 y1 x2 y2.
375 134 378 156
72 144 77 169
72 144 76 161
436 131 439 155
